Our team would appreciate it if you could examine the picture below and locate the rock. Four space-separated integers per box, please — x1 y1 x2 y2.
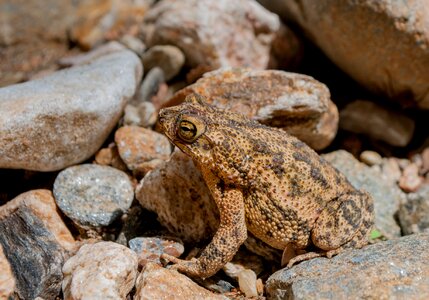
136 150 219 243
134 67 165 105
168 68 338 150
340 100 415 146
53 164 134 227
129 236 184 267
62 241 138 300
94 144 128 171
142 0 280 71
115 126 172 175
238 269 259 298
266 233 429 299
381 157 402 184
359 150 383 166
398 185 429 234
123 103 158 128
323 150 403 238
0 50 142 171
0 190 73 299
399 163 424 193
0 245 14 299
134 262 226 300
422 147 429 174
0 0 74 86
120 35 147 56
142 45 185 81
58 41 127 67
261 0 429 109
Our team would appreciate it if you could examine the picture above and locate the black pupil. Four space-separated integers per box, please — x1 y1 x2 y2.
180 122 196 138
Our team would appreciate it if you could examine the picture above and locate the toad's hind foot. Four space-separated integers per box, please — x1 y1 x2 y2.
286 248 344 268
161 253 203 277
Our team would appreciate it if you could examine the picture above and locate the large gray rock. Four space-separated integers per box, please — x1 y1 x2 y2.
266 233 429 300
258 0 429 109
0 50 142 171
323 150 404 238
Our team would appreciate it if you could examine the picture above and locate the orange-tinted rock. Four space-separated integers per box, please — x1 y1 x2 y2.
134 263 225 300
167 68 338 150
115 126 171 174
399 163 423 193
141 0 280 71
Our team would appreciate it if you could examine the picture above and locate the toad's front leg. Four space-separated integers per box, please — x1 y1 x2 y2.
162 171 247 279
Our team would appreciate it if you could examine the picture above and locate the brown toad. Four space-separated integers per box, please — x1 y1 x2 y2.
158 93 374 278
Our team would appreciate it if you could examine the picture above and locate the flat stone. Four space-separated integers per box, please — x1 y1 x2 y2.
261 0 429 109
129 236 184 267
62 241 138 300
0 190 72 300
53 164 134 227
136 150 219 243
266 233 429 300
0 50 142 171
398 185 429 235
142 45 185 81
323 150 403 238
168 68 338 150
115 126 172 174
142 0 280 71
134 263 226 300
340 100 415 146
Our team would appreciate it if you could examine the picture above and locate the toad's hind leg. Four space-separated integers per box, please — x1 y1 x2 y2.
311 190 373 251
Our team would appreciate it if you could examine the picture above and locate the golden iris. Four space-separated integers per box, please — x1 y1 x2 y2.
178 120 198 142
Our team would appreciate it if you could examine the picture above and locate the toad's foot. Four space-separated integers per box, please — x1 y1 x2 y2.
161 254 204 277
286 248 344 268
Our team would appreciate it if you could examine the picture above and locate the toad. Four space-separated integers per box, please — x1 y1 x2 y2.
158 93 374 278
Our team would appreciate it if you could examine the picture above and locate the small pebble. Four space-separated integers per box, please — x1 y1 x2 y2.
422 147 429 174
360 150 383 166
399 163 423 193
381 158 402 183
62 242 138 300
114 126 171 174
53 164 134 227
238 269 258 298
134 67 165 104
120 35 146 56
137 101 158 127
129 237 184 267
142 45 185 81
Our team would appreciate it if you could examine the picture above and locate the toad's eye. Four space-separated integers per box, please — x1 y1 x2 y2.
177 117 205 143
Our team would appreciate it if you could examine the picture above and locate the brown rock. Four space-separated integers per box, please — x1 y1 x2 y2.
142 0 280 71
265 0 429 109
0 246 15 299
0 190 73 300
134 263 226 300
0 0 75 86
359 150 383 166
115 126 172 174
340 100 415 147
0 50 142 171
136 150 219 243
62 241 138 300
399 163 424 193
167 68 338 150
266 233 429 299
142 45 185 81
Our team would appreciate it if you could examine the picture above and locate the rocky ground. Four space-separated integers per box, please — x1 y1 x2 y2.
1 0 429 299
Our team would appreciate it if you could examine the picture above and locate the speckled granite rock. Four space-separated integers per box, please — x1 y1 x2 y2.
62 241 138 300
134 263 227 300
0 50 142 171
141 0 280 71
266 233 429 300
168 68 338 150
53 164 134 227
258 0 429 109
136 150 219 243
323 150 403 238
